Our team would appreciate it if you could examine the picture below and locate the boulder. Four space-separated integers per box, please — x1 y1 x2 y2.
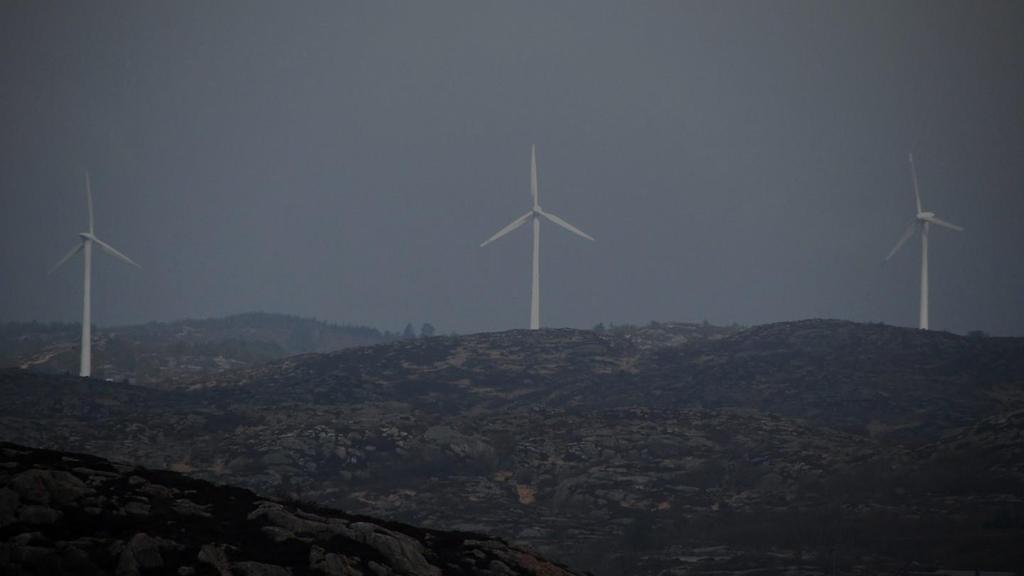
18 505 62 525
231 560 293 576
128 533 164 569
0 488 19 527
9 469 92 506
198 543 233 576
345 522 440 576
309 545 361 576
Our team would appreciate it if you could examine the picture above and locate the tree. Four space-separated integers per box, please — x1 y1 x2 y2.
420 323 436 338
402 323 416 339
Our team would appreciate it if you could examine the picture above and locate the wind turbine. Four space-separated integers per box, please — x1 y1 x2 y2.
49 172 140 377
481 145 594 330
884 153 963 330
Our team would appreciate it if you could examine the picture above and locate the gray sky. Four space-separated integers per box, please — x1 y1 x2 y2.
2 1 1022 335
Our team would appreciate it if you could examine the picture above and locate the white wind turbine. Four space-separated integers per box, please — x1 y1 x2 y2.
49 172 140 377
481 145 594 330
884 153 963 330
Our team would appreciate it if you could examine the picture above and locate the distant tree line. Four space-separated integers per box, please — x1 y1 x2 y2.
402 323 437 339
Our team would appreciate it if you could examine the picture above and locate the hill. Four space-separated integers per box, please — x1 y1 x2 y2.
1 319 1022 574
0 312 396 385
0 441 581 575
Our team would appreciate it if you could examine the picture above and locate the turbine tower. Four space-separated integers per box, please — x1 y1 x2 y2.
884 154 963 330
49 172 140 377
481 145 594 329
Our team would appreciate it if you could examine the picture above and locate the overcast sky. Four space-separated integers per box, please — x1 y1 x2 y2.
1 1 1022 335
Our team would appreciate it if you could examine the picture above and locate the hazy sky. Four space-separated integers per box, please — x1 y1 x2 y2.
2 1 1022 335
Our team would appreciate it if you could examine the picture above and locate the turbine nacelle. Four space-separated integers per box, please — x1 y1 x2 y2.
61 232 139 268
916 211 935 220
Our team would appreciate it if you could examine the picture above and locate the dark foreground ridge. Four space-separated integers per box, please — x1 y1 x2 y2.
0 441 584 576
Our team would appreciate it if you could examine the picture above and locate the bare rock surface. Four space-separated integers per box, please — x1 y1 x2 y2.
0 442 583 576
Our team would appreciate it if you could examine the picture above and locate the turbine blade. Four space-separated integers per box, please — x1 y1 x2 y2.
92 236 140 268
885 221 917 262
480 211 532 247
539 210 594 241
85 172 94 234
923 215 964 232
531 145 539 210
48 242 83 274
909 153 922 214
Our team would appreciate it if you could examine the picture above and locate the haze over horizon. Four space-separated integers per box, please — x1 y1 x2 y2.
2 1 1023 336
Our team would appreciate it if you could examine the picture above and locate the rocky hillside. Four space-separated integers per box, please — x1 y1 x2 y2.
0 441 582 575
0 313 396 385
1 319 1023 575
0 317 733 388
181 319 1024 443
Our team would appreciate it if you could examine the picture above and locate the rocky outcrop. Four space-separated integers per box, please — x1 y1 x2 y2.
0 442 583 576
